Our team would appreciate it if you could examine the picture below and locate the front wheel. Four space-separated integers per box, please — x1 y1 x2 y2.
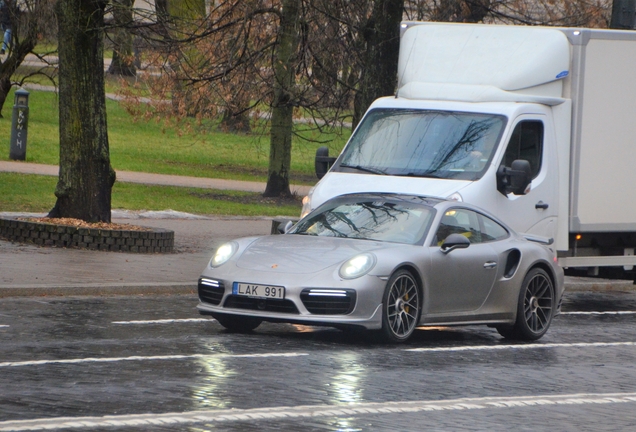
497 268 554 341
379 269 422 343
214 314 262 332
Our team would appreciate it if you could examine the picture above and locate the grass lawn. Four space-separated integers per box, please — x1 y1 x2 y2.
0 87 350 217
0 173 302 217
0 89 349 184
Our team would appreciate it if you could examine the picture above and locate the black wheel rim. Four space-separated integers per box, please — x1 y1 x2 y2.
387 273 419 338
524 273 553 333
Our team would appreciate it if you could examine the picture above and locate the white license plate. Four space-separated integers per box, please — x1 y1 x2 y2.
233 282 285 299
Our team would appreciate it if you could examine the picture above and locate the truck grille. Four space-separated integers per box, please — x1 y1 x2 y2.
198 278 225 305
300 289 356 315
223 296 299 314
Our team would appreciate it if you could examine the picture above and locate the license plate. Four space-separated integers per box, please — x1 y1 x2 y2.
233 282 285 299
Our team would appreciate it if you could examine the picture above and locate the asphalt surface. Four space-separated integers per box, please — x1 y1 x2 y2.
4 292 636 430
1 160 635 297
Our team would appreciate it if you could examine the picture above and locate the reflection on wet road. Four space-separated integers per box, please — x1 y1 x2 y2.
2 292 636 430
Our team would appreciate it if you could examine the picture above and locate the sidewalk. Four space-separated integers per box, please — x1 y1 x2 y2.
0 212 274 298
0 160 305 297
0 161 312 196
1 161 634 297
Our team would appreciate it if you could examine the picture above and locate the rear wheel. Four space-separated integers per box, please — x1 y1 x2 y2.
214 314 262 332
380 269 421 343
497 268 554 341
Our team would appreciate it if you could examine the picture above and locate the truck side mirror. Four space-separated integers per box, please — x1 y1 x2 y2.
497 159 532 196
315 147 337 179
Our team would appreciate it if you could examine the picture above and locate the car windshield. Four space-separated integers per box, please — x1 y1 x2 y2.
290 198 435 244
336 109 506 181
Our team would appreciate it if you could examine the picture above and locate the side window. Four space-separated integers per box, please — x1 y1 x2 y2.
435 209 483 245
502 120 544 179
479 214 509 242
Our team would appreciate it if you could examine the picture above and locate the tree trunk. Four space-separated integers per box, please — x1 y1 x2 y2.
49 0 115 223
263 0 300 198
108 0 137 77
352 0 404 130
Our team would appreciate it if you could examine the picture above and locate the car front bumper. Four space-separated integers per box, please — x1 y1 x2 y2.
196 271 386 330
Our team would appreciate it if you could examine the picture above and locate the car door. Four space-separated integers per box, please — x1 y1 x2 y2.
426 208 499 314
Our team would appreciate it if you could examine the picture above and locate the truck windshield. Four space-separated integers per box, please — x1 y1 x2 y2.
337 109 506 181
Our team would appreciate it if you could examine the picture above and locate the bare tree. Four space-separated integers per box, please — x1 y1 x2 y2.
107 0 136 76
48 0 115 222
0 0 55 117
116 0 613 199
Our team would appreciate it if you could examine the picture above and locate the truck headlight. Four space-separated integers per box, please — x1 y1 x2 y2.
300 195 312 218
339 253 376 279
210 242 238 268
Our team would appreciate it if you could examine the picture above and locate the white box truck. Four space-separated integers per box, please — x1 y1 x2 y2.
302 22 636 279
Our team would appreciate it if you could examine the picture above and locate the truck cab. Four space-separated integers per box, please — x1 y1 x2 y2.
305 98 560 244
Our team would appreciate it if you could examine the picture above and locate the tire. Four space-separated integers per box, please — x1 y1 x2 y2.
379 269 422 343
214 314 262 332
497 268 554 341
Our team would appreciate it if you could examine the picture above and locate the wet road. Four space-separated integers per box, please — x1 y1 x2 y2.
2 291 636 431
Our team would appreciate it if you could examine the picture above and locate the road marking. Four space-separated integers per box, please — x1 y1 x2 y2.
5 341 636 367
0 352 308 368
561 311 636 315
112 318 214 325
405 341 636 353
1 392 635 431
0 325 8 328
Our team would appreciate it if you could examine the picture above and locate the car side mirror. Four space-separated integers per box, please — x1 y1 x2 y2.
277 220 294 234
440 233 470 254
315 146 337 180
497 159 532 196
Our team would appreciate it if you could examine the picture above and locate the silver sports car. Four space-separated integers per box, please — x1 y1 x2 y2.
197 193 564 343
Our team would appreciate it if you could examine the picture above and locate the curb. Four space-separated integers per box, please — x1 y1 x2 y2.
564 277 635 292
0 282 197 298
0 217 175 253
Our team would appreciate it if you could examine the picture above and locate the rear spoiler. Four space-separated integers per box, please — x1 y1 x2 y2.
522 234 554 245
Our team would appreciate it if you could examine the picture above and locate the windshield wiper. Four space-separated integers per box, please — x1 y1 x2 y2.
339 164 387 175
394 172 442 179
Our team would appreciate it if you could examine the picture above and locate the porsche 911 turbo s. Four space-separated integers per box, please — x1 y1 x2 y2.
197 193 563 343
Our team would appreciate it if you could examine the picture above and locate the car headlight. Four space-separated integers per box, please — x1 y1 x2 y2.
210 242 238 268
339 253 376 279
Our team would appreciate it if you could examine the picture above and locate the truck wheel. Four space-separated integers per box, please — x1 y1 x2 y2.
379 269 422 343
214 314 262 332
497 268 554 341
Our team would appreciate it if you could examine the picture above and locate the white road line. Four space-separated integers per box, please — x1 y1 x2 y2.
1 392 636 431
0 352 308 368
5 341 636 368
404 341 636 353
0 325 8 328
112 318 213 325
561 311 636 315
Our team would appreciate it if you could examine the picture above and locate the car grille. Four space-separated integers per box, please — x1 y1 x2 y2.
223 296 299 314
198 278 225 305
300 289 356 315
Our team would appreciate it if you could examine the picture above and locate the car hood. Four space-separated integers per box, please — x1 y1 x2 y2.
235 235 389 274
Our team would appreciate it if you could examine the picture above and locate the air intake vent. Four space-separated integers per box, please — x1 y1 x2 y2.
300 289 356 315
223 296 299 314
198 278 225 305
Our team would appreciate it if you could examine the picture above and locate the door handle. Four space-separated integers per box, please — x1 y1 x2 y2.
483 262 497 269
535 201 549 210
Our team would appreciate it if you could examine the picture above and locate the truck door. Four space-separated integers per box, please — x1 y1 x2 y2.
495 116 558 239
